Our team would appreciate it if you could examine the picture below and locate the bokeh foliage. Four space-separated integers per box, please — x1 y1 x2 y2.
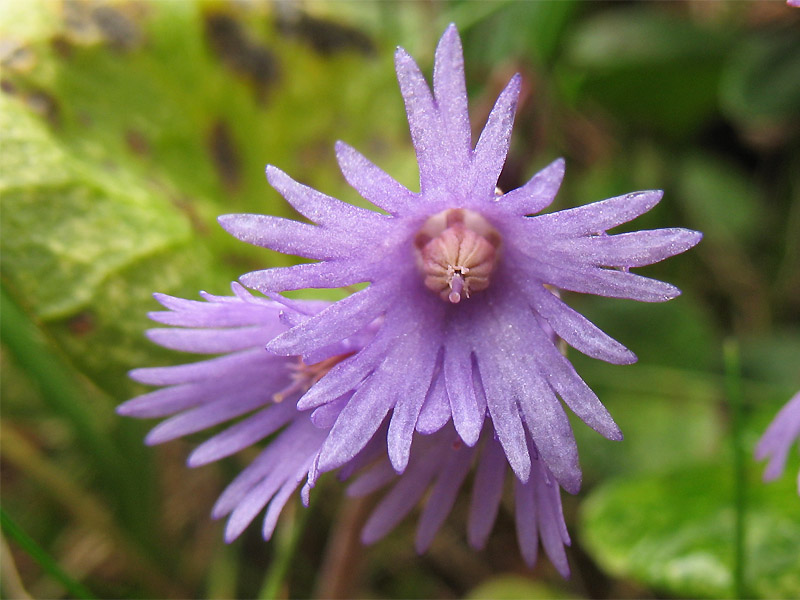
1 1 799 598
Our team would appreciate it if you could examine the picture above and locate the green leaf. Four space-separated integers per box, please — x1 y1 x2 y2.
561 7 731 136
462 0 580 66
571 381 724 482
0 93 195 320
581 463 800 599
739 331 800 391
0 0 405 398
676 153 764 245
721 29 800 126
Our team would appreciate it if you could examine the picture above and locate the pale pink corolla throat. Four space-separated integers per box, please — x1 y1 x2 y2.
414 208 501 304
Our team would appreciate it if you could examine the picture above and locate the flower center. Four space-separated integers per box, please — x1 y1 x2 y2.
272 352 355 403
414 208 501 304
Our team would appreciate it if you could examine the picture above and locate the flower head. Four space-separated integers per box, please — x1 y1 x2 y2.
756 391 800 494
120 284 572 573
219 24 702 492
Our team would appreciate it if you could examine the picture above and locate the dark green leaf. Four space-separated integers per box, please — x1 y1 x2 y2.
676 153 764 244
721 29 800 125
562 8 732 136
581 463 800 599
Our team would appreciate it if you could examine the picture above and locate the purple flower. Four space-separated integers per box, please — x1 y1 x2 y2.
789 1 800 8
118 284 358 542
120 285 571 573
756 391 800 494
219 24 702 492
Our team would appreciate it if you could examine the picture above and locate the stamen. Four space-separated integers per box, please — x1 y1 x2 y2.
414 208 501 303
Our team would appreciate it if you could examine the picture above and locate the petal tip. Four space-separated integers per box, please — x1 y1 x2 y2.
223 523 243 544
115 401 134 416
143 430 163 446
186 449 209 468
216 214 237 232
389 444 410 474
687 230 704 247
238 271 259 289
562 475 582 496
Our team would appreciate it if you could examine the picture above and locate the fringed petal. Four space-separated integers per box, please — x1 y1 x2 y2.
148 292 281 328
469 74 521 200
267 283 392 356
514 477 539 567
127 349 270 387
218 214 356 260
144 385 272 445
415 440 475 552
530 190 664 237
495 158 565 216
415 367 452 434
472 342 531 483
444 327 482 446
314 363 399 473
121 375 269 419
527 283 636 364
360 452 441 544
262 459 316 540
240 259 370 293
467 433 507 549
266 165 385 230
522 313 622 441
213 420 321 520
387 333 442 471
549 228 703 268
146 325 278 354
756 392 800 481
395 47 449 193
187 401 297 467
518 254 681 302
477 297 582 493
535 462 571 577
433 24 471 172
297 330 392 410
335 142 417 214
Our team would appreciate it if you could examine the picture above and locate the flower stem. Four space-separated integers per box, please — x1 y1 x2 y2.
0 507 97 599
723 339 747 599
257 497 314 600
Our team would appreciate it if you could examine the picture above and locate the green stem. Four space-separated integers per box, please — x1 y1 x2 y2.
257 496 315 600
0 507 97 600
0 286 160 559
723 339 747 599
0 287 121 475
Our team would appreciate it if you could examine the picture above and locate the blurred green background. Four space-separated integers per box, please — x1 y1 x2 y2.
1 0 799 598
